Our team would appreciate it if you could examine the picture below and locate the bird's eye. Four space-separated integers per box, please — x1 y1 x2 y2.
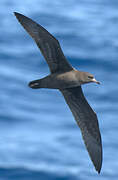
88 76 93 79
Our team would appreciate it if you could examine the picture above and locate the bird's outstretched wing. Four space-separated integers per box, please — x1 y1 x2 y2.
61 86 102 173
14 12 73 74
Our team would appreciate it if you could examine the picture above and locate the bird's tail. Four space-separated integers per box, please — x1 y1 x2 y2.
28 79 42 89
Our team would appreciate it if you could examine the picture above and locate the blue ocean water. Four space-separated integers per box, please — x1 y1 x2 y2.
0 0 118 179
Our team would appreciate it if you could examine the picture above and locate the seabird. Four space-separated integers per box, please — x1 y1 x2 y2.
14 12 102 173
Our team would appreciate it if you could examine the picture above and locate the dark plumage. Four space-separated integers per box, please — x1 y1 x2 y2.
14 12 102 173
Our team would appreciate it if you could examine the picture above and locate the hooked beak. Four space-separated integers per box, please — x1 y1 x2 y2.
92 78 100 85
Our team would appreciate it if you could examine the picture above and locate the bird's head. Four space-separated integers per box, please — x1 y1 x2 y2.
78 71 100 85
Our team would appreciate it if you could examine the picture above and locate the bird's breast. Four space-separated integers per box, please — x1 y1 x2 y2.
55 71 81 89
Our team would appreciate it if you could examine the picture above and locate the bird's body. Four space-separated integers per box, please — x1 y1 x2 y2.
14 12 102 173
29 69 98 89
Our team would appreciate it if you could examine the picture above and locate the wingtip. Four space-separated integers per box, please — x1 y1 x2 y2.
14 12 19 19
97 168 101 174
14 11 18 16
95 161 102 174
14 12 23 19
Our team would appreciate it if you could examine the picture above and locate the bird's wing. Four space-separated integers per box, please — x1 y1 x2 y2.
60 86 102 173
14 12 73 74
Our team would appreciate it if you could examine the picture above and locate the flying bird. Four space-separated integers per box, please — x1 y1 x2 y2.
14 12 102 173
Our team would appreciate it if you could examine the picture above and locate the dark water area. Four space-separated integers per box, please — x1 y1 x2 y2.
0 0 118 179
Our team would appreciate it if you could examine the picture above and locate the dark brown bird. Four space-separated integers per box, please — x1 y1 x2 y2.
14 12 102 173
